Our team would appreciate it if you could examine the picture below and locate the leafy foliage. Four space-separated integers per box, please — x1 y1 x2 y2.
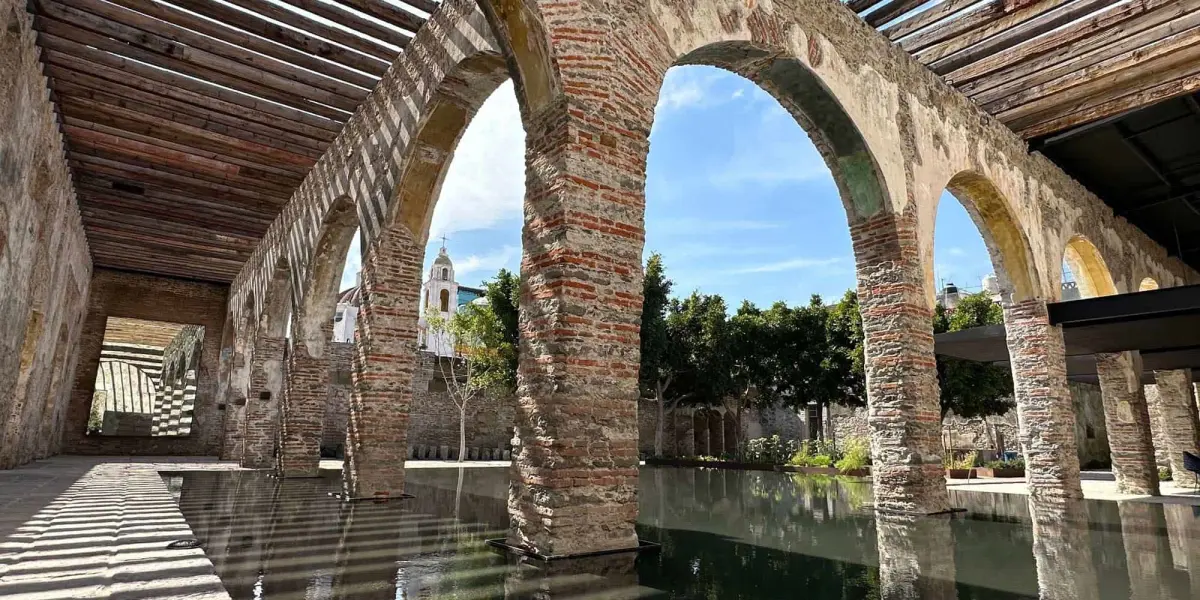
742 435 799 465
834 437 871 473
933 293 1014 418
480 269 520 391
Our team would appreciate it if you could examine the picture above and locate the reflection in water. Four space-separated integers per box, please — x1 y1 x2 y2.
164 467 1200 599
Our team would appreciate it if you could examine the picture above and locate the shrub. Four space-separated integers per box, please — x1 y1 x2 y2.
743 435 799 465
984 458 1025 470
1159 466 1173 482
944 451 977 470
835 437 870 473
808 454 832 468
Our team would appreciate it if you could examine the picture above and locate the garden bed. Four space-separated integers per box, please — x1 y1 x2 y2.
946 468 977 479
974 467 1024 478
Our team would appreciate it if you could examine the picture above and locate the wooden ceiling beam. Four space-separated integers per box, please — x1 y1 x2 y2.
75 181 278 225
88 243 244 280
946 0 1179 86
885 0 982 41
35 30 346 130
49 0 371 104
219 0 398 63
99 0 378 89
64 122 303 198
973 8 1200 106
929 0 1116 75
34 4 360 116
77 188 275 235
56 94 316 174
276 0 412 48
899 0 1002 53
397 0 437 15
330 0 424 34
49 71 326 158
40 47 339 142
82 222 251 259
865 0 936 28
69 154 287 210
989 26 1200 121
89 255 240 283
1014 64 1200 137
913 0 1072 64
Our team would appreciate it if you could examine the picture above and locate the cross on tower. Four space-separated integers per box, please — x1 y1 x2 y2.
440 234 448 252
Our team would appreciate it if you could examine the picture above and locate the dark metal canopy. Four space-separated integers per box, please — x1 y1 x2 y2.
935 284 1200 383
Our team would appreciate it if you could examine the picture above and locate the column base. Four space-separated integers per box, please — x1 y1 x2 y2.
485 538 661 562
326 491 415 502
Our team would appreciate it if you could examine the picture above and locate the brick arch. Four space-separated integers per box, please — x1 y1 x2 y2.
294 195 355 360
938 170 1040 304
1063 235 1118 299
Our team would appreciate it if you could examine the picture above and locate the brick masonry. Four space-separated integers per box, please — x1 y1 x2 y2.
243 336 285 469
214 0 1200 553
1094 351 1159 495
63 269 228 457
279 333 325 478
1146 370 1200 481
0 0 92 469
1002 299 1084 505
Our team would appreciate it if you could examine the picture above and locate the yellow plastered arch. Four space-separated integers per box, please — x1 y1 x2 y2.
943 171 1038 303
1063 235 1117 299
1138 277 1159 292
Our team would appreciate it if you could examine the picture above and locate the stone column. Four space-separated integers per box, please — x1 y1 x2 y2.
1095 351 1159 495
875 513 957 599
850 210 948 515
341 226 422 500
1148 370 1200 481
693 411 709 457
675 409 695 457
278 322 328 478
243 336 285 469
1145 384 1172 469
1002 299 1084 505
708 410 724 457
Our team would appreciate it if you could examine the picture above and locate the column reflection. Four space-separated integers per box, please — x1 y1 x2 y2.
1027 498 1099 600
874 513 957 600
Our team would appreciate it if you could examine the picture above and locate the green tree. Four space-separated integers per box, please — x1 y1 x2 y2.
638 254 681 456
823 290 866 409
426 304 512 461
719 301 780 452
933 292 1013 418
481 268 520 389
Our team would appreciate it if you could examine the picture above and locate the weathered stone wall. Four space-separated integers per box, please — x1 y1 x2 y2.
1071 381 1111 469
64 269 228 456
320 341 355 454
0 0 92 469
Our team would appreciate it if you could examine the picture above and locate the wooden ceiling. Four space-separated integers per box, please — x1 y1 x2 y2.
29 0 436 282
851 0 1200 140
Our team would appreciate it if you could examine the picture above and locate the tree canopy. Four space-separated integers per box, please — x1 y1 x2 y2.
933 292 1014 418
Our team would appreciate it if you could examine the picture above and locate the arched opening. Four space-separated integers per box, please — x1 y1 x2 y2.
939 172 1039 304
1062 235 1117 299
439 289 450 313
1138 277 1159 292
297 197 358 359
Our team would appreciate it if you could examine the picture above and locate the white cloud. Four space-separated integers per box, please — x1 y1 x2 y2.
947 246 966 257
454 245 519 280
730 257 844 274
428 81 525 241
338 229 361 290
731 88 745 100
709 104 830 189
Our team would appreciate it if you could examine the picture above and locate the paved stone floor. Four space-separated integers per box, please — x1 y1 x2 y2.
948 470 1200 505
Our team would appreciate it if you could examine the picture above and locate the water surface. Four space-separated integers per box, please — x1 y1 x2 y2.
163 466 1200 599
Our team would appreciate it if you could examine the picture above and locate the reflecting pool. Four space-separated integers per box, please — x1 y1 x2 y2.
163 466 1200 599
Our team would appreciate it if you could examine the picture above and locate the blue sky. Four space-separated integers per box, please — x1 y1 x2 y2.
340 65 997 306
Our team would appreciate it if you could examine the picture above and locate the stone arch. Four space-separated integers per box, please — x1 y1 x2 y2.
1138 277 1159 292
935 171 1041 304
295 196 356 359
1063 235 1118 299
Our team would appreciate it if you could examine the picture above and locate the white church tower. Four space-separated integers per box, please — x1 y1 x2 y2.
417 244 459 357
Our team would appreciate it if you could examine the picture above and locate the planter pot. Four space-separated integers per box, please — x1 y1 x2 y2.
946 468 977 479
976 467 1024 478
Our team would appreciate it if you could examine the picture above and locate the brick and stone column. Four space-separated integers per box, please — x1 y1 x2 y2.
278 323 328 478
1147 370 1200 481
875 513 957 599
1002 299 1084 504
708 410 724 457
1095 351 1159 495
1145 384 1172 469
341 226 422 500
693 411 709 457
850 210 949 515
675 409 695 457
243 336 285 469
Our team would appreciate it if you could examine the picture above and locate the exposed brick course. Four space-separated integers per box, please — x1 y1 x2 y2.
1095 351 1159 495
244 336 285 469
279 334 325 477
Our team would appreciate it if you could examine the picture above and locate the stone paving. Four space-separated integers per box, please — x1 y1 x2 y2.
948 470 1200 505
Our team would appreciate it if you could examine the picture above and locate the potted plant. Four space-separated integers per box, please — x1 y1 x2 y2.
976 458 1025 478
944 451 977 479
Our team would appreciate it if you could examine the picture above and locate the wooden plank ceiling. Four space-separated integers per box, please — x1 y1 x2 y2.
851 0 1200 140
29 0 437 282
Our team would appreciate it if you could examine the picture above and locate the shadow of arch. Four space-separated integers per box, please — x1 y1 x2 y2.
675 42 889 222
387 52 510 242
1063 235 1117 299
297 196 357 358
1138 277 1159 292
233 290 257 402
260 258 292 339
941 171 1040 303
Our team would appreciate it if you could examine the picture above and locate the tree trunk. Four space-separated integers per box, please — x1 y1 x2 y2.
458 406 467 463
654 387 665 457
